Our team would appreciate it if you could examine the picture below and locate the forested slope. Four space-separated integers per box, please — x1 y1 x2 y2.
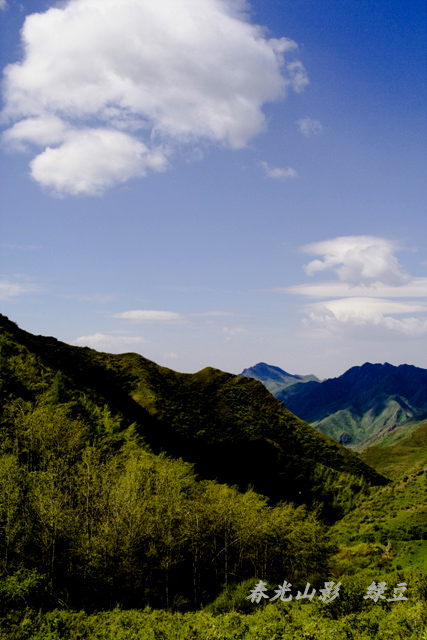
0 313 386 508
0 314 425 637
0 315 335 610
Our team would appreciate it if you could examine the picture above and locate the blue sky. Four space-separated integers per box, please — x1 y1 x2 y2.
1 0 426 379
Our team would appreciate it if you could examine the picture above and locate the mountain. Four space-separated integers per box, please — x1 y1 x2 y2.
278 362 427 448
241 361 427 449
2 313 426 623
0 314 386 513
239 362 320 396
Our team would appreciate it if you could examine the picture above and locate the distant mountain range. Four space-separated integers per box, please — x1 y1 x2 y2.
239 362 427 449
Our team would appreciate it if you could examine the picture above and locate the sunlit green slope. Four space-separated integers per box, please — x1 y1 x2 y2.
0 313 386 514
331 420 427 572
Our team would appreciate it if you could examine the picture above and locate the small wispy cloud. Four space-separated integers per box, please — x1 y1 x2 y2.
286 61 309 93
222 326 246 341
0 279 39 300
164 351 179 359
113 310 184 323
259 161 298 180
74 333 149 351
190 310 234 317
296 116 323 137
114 309 235 323
0 1 8 12
78 294 118 303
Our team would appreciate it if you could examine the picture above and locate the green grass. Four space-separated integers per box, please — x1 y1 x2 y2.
360 421 427 479
354 420 423 452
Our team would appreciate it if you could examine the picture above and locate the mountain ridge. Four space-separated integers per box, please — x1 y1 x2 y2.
239 362 320 396
240 360 427 449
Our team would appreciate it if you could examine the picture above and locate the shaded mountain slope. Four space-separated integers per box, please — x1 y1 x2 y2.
0 314 386 513
278 362 427 447
242 361 427 448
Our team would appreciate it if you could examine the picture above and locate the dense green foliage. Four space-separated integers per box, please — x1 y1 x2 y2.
0 315 337 610
0 597 425 640
0 315 425 637
0 397 333 610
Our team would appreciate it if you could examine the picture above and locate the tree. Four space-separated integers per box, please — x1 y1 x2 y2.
0 454 25 572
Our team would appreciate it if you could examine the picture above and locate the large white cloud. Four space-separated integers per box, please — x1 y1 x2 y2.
301 236 410 286
1 0 307 195
277 236 427 339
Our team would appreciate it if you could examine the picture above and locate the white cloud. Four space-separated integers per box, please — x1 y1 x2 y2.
74 333 149 351
277 235 427 340
282 278 427 299
222 326 245 340
30 129 168 196
0 1 7 11
296 116 322 136
113 310 184 323
164 351 179 359
259 160 298 180
0 279 39 299
1 0 308 196
305 298 427 338
301 236 409 286
285 61 309 93
3 116 70 151
190 310 235 317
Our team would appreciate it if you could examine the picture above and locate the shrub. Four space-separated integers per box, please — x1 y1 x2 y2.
0 569 48 614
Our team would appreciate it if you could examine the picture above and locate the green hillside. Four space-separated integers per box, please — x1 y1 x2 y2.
330 420 427 575
0 314 339 612
312 402 424 450
0 314 425 638
0 313 386 511
360 420 427 479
